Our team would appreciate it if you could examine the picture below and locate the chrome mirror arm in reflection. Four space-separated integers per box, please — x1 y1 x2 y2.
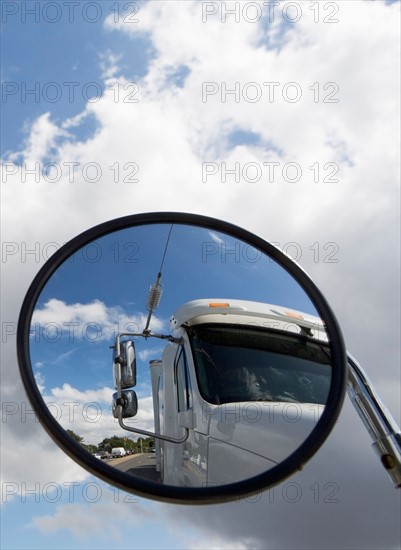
347 354 401 488
114 332 188 444
115 407 189 444
115 332 182 350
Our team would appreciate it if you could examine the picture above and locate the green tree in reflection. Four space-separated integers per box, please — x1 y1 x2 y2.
66 429 98 453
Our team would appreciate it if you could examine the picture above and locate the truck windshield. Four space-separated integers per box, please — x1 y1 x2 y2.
189 325 331 405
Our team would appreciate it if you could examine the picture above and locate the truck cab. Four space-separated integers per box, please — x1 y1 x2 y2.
147 299 331 487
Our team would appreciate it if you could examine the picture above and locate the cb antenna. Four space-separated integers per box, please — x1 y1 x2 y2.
143 224 174 335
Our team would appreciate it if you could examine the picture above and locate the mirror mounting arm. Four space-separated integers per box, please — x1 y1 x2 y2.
116 406 189 444
347 354 401 488
117 332 182 345
114 340 188 444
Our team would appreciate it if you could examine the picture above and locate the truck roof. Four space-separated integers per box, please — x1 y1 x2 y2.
170 299 328 341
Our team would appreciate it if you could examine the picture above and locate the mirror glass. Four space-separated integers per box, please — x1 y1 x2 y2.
28 222 333 489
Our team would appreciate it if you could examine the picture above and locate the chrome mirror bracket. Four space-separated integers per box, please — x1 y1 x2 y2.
347 354 401 488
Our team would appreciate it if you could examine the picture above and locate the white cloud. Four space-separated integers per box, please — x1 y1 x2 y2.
187 537 253 550
29 484 153 540
15 112 67 163
138 347 164 362
32 298 164 340
49 383 113 404
40 383 155 446
208 231 224 246
0 429 89 498
34 372 45 393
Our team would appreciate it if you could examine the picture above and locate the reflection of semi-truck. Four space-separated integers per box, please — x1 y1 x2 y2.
113 299 331 487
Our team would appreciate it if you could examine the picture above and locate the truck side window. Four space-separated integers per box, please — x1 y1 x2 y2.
174 347 192 412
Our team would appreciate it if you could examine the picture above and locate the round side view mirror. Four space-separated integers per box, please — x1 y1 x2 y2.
17 212 347 504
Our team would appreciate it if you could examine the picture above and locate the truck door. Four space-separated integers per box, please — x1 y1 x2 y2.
174 346 206 486
175 346 191 415
174 346 191 485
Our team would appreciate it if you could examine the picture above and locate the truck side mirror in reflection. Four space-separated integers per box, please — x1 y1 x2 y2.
113 339 136 389
112 390 138 419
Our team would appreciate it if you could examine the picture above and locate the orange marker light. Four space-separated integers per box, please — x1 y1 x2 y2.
208 302 230 308
285 311 304 320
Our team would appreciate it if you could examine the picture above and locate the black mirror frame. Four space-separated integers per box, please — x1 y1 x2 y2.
17 212 347 504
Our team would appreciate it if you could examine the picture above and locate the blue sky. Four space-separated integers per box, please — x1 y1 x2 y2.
1 0 151 156
1 483 185 550
1 1 400 549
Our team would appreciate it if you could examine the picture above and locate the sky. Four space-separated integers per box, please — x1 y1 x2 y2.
1 1 400 549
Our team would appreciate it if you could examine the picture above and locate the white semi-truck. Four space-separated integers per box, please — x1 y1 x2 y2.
112 298 332 487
